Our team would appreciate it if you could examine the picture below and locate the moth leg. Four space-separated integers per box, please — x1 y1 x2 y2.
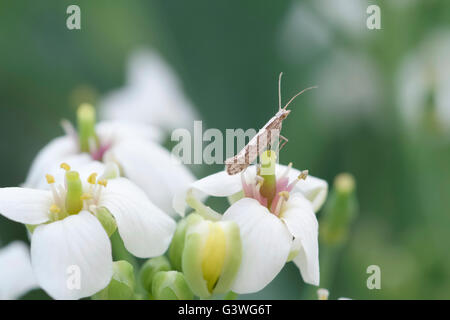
279 135 288 151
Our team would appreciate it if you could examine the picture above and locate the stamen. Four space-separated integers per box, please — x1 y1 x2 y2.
287 170 309 191
97 179 108 187
280 162 293 179
49 204 61 214
274 191 289 216
240 172 251 197
45 174 55 184
80 193 93 201
87 173 98 185
60 163 71 171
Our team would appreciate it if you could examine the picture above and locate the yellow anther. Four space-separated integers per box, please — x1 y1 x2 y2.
45 174 55 184
298 170 309 180
279 191 290 200
98 179 108 187
60 163 71 171
80 193 93 201
49 204 61 214
87 173 98 185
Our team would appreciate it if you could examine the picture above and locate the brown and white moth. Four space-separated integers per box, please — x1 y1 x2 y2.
224 73 316 175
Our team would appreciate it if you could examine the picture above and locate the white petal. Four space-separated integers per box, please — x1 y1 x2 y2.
31 211 113 300
107 139 195 217
0 188 52 224
281 193 320 286
174 170 243 216
95 121 163 145
276 164 328 212
24 135 80 188
0 241 38 299
30 153 93 190
222 198 292 294
99 178 176 258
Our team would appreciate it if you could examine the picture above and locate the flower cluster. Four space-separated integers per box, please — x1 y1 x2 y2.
0 53 329 300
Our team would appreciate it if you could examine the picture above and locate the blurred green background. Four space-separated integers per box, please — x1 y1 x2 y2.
1 0 450 299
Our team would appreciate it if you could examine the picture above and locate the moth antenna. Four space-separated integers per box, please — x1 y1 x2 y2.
278 72 283 111
283 86 318 110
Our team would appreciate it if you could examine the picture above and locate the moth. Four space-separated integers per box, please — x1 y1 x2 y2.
224 73 316 175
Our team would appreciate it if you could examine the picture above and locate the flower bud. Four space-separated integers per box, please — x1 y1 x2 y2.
92 260 135 300
169 214 203 271
182 214 242 298
139 256 171 295
152 271 194 300
95 207 117 237
320 173 358 246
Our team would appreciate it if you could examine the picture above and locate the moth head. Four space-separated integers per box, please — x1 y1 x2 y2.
279 109 291 120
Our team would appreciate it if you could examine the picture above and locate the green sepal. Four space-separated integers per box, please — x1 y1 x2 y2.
92 260 136 300
95 207 117 237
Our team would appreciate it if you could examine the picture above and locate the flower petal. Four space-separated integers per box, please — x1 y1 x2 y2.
31 211 113 300
95 121 163 145
0 188 52 224
276 164 328 212
174 170 243 216
107 139 195 217
0 241 38 299
99 177 176 258
281 193 320 286
222 198 292 294
24 136 79 188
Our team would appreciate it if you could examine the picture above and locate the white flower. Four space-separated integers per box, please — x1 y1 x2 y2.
174 163 328 294
24 116 195 217
0 241 38 300
100 49 198 132
312 49 381 127
1 162 175 299
397 30 450 133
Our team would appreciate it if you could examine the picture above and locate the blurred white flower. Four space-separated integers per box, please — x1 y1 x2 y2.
0 241 37 300
174 162 328 293
25 107 195 217
313 0 368 39
100 50 198 132
397 30 450 132
317 288 351 300
1 162 175 299
278 2 331 65
312 49 381 126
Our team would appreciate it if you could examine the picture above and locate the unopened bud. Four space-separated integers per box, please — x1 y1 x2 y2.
139 256 171 295
152 271 194 300
182 214 242 298
320 173 358 246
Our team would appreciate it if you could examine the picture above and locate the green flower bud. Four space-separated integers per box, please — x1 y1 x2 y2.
95 207 117 237
169 214 203 271
320 173 358 246
182 214 242 298
152 271 194 300
77 103 99 153
93 260 136 300
140 256 171 294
